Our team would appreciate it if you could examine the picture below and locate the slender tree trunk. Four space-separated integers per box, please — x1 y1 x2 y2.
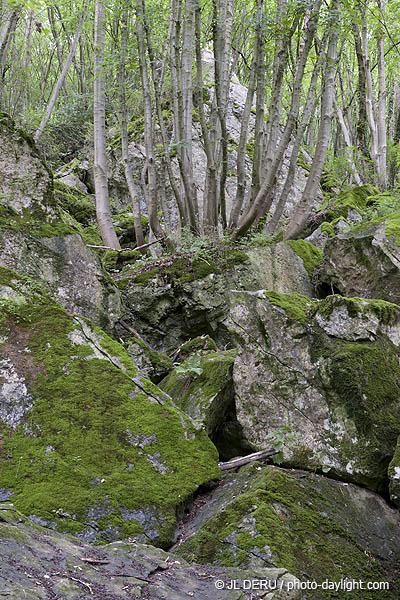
48 6 67 95
231 0 322 241
136 0 164 241
267 50 323 234
145 6 186 228
284 18 339 240
34 1 90 142
0 6 20 105
93 0 120 249
251 0 266 207
228 53 257 229
117 5 145 249
376 0 387 188
334 94 363 185
352 22 368 157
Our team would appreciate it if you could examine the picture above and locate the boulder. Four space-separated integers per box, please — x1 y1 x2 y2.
227 291 400 491
174 463 400 599
0 503 301 600
0 229 121 331
0 113 120 331
0 267 219 547
118 243 313 354
0 112 55 219
321 221 400 304
159 348 236 436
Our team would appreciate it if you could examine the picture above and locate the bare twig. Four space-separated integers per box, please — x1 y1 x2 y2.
87 238 165 252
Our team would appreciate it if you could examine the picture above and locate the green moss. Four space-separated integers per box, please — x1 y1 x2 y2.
128 337 173 372
319 184 379 222
328 340 400 441
54 180 96 226
160 349 236 431
388 436 400 478
164 257 218 283
130 267 160 285
102 250 141 272
245 138 254 160
0 204 75 238
175 464 391 597
266 291 314 324
321 221 335 237
285 240 323 277
177 336 218 360
385 211 400 245
0 268 220 547
318 295 400 325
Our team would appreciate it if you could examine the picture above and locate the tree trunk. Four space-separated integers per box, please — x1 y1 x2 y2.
376 0 387 188
231 0 322 241
284 17 339 240
136 0 164 241
93 0 120 249
117 4 145 250
34 1 90 142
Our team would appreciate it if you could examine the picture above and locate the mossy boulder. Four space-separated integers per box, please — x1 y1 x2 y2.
54 179 96 227
0 502 301 600
118 243 313 354
126 336 173 382
321 221 400 305
0 267 219 547
0 113 55 220
159 349 236 435
174 463 400 599
227 290 400 491
0 228 120 332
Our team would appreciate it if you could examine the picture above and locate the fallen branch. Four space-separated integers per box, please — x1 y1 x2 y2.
70 577 93 594
80 557 109 565
218 448 277 471
117 319 155 350
87 238 165 252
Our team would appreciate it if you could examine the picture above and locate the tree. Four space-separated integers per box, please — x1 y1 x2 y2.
93 0 120 249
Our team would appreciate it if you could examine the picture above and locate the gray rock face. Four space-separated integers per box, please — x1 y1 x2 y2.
321 223 400 304
120 244 312 354
0 229 121 331
174 463 400 599
0 503 301 600
0 113 55 219
227 291 400 491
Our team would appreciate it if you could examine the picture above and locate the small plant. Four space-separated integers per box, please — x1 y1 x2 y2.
175 352 203 377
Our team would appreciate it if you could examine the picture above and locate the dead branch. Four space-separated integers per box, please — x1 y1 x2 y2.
218 448 277 471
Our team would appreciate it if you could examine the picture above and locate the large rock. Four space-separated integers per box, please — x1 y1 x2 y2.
0 503 301 600
227 291 400 491
0 112 120 331
0 267 219 547
174 463 399 599
321 221 400 304
0 112 55 219
0 228 121 331
118 243 313 354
